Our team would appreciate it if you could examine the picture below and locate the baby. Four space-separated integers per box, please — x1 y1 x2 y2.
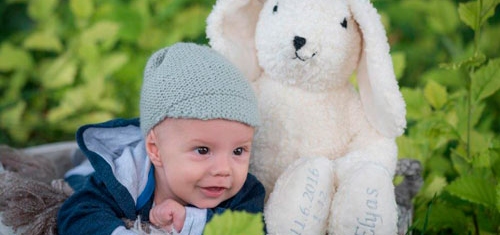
57 43 265 235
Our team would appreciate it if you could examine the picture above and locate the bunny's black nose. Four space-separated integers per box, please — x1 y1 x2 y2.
293 36 306 50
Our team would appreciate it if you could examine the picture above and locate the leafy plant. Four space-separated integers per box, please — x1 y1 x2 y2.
203 210 264 235
391 0 500 233
0 0 215 147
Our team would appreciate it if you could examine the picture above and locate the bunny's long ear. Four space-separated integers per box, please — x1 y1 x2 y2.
206 0 264 81
349 0 406 138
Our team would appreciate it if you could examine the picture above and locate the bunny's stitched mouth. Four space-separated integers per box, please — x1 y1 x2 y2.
293 51 317 61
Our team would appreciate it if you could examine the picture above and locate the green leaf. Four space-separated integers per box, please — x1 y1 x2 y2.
469 129 491 157
471 102 486 128
40 55 77 89
95 98 124 114
138 27 166 50
481 0 500 26
81 52 127 83
203 210 264 235
47 103 77 124
422 174 448 199
2 71 28 103
47 87 86 122
471 58 500 102
422 68 464 90
27 0 58 21
94 4 143 42
81 62 104 85
430 150 456 172
451 151 471 176
446 175 496 208
396 136 426 165
440 53 486 70
454 96 487 143
424 80 448 110
444 108 459 130
0 100 26 127
415 203 469 233
479 15 500 54
164 5 212 45
391 52 406 80
427 0 460 34
459 1 479 30
401 87 431 120
0 43 34 71
81 21 120 47
497 182 500 213
0 101 29 142
472 150 491 169
23 31 63 52
171 5 211 40
115 10 144 42
458 0 499 30
76 41 99 63
70 0 94 19
100 53 129 76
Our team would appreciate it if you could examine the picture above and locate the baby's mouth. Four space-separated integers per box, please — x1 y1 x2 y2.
201 187 227 198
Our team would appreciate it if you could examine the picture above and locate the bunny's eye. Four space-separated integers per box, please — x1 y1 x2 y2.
272 4 278 14
341 17 348 29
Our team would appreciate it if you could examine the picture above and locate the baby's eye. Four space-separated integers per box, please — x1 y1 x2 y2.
233 147 244 156
272 4 278 14
195 147 209 155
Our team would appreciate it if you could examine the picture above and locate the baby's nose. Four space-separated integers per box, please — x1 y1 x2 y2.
211 154 231 176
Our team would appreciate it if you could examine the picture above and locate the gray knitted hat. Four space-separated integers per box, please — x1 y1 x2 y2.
140 42 260 136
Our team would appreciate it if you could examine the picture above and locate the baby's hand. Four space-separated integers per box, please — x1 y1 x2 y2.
150 199 186 233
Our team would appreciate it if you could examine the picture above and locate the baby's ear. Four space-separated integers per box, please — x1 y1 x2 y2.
145 131 162 167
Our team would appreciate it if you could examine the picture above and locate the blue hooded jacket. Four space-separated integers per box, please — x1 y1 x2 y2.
57 118 265 235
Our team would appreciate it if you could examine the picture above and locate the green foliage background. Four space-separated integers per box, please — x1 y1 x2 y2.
0 0 214 146
1 0 499 233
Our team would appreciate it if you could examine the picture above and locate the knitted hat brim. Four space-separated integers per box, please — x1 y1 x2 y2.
148 93 260 134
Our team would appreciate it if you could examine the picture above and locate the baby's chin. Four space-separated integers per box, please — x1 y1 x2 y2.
190 194 234 209
191 200 223 209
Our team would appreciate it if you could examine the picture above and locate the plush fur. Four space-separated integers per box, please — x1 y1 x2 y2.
206 0 406 234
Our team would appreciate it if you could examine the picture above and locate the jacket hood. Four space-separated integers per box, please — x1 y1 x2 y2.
76 118 154 209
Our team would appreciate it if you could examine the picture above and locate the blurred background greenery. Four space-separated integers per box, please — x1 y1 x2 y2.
1 0 499 233
0 0 215 146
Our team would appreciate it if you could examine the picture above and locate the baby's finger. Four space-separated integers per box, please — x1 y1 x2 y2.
172 217 183 232
171 206 186 232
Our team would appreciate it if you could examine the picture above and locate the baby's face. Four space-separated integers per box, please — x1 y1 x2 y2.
149 118 254 208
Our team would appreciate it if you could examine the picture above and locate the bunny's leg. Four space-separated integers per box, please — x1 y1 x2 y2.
328 138 398 235
264 157 335 235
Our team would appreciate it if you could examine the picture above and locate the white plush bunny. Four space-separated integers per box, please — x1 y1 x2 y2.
207 0 406 234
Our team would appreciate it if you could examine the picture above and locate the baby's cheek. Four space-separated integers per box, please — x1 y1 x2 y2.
231 170 249 192
167 159 200 176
